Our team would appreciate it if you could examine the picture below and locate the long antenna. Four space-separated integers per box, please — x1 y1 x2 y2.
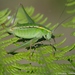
52 4 75 32
53 13 74 32
51 5 74 43
53 6 66 32
56 6 66 23
12 4 21 25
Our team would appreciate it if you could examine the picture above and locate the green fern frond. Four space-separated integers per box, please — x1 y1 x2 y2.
62 0 75 37
0 9 11 24
3 52 30 64
34 14 44 22
55 38 66 47
72 31 75 36
0 37 18 45
66 0 75 6
38 17 48 24
46 23 52 27
55 44 75 58
0 8 10 17
1 37 19 49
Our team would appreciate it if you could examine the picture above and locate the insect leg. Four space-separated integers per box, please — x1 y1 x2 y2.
50 44 56 51
8 38 39 55
29 42 32 59
11 5 20 25
29 40 36 59
51 34 56 44
20 3 35 23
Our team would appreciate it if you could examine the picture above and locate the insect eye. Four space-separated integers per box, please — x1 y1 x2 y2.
51 34 56 43
51 34 55 39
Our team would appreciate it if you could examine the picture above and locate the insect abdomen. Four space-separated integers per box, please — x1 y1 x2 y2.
12 27 42 39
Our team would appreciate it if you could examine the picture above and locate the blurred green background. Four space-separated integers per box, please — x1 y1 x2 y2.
0 0 74 46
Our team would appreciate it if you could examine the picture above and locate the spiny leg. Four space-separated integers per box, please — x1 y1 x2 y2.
28 40 43 59
29 42 32 59
48 38 56 57
20 3 34 23
29 42 36 60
